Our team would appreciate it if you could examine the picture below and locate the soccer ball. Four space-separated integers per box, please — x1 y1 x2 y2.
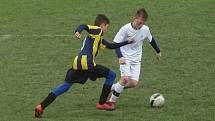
149 93 165 107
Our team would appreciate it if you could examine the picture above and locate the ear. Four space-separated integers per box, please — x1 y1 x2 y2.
100 23 105 27
132 17 136 22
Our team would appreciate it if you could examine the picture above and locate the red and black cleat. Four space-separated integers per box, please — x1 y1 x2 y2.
96 101 115 111
35 104 43 118
105 101 116 110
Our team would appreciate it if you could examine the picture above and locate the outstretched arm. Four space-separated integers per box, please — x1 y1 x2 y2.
102 39 128 49
102 38 135 49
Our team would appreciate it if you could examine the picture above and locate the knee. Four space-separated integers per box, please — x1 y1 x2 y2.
127 81 138 88
119 76 130 86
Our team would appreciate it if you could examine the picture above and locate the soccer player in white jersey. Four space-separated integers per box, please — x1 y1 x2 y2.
105 8 161 110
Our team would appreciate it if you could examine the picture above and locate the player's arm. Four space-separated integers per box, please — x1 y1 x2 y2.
115 47 126 64
150 37 161 60
74 24 89 39
115 47 123 58
150 37 160 53
113 25 128 64
102 37 134 49
146 26 161 60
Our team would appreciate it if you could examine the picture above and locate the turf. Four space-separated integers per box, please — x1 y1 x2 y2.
0 0 215 121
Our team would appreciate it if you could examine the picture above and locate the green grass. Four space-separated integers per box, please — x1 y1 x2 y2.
0 0 215 121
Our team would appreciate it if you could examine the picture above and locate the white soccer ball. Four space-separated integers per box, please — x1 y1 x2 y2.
150 93 165 107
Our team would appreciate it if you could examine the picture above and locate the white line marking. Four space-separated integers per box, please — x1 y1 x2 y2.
0 34 12 41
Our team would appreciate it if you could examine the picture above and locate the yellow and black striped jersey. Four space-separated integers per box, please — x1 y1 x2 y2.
73 24 129 70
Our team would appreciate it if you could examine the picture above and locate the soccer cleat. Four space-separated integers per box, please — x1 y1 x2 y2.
35 104 43 118
106 101 116 110
96 103 115 111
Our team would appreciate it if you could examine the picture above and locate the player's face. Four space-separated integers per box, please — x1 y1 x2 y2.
132 16 145 30
101 23 109 33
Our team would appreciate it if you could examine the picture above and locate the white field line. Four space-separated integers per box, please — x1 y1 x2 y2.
0 34 12 41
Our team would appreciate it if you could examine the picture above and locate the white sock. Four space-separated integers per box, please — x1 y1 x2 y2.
111 83 116 91
109 82 124 102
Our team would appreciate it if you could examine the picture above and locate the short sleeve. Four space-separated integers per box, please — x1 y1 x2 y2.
113 25 127 43
146 26 152 42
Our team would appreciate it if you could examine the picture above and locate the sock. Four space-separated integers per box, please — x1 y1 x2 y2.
111 83 117 91
109 82 124 102
98 70 116 104
40 82 72 109
40 92 57 109
52 82 72 96
99 84 112 104
104 70 116 86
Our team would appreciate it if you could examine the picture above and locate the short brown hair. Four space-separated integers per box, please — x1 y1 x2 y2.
135 8 148 20
94 14 110 26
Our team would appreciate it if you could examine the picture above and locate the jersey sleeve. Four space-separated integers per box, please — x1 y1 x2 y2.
101 39 129 49
146 26 153 42
75 24 89 33
150 37 160 53
115 47 123 58
113 25 127 43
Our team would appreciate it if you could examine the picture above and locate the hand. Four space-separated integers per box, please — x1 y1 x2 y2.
127 37 135 43
155 52 161 60
74 32 81 39
119 57 126 65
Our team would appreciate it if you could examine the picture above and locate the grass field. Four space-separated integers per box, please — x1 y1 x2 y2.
0 0 215 121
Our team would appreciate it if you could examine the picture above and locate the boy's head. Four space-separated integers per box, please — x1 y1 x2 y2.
94 14 110 33
132 8 148 30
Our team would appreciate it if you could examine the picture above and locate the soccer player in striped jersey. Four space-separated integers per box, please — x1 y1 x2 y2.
106 8 161 109
35 14 134 118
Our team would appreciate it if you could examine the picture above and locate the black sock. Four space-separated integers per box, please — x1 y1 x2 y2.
99 84 111 104
40 92 57 109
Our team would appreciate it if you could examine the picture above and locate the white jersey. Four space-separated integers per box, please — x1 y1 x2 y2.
113 23 152 63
